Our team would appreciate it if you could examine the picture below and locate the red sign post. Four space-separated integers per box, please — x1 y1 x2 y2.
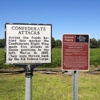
62 34 89 71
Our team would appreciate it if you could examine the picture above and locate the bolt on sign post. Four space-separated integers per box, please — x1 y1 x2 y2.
5 23 52 100
62 34 89 100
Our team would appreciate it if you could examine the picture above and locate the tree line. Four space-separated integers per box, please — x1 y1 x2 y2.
0 37 100 48
52 37 100 48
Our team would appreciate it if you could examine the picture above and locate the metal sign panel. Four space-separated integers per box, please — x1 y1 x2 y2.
62 34 89 71
5 23 52 64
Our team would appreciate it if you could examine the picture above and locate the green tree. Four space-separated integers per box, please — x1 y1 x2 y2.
52 37 55 48
97 39 100 48
55 39 62 48
0 39 5 48
90 38 97 48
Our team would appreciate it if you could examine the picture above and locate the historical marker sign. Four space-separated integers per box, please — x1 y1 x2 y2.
62 34 89 71
5 23 52 64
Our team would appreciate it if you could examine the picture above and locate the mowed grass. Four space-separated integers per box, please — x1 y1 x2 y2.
90 48 100 66
0 48 100 99
0 48 5 61
0 72 100 100
1 48 100 68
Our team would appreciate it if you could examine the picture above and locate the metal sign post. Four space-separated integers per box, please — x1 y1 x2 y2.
25 65 33 100
73 71 78 100
62 34 89 100
5 23 52 100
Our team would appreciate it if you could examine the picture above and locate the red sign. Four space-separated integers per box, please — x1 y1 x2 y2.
62 34 89 71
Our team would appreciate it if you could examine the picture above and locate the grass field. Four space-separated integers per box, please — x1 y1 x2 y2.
90 48 100 67
0 48 100 100
0 72 100 100
0 48 5 61
0 48 100 68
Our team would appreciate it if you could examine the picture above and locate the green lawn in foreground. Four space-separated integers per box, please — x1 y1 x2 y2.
0 72 100 100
